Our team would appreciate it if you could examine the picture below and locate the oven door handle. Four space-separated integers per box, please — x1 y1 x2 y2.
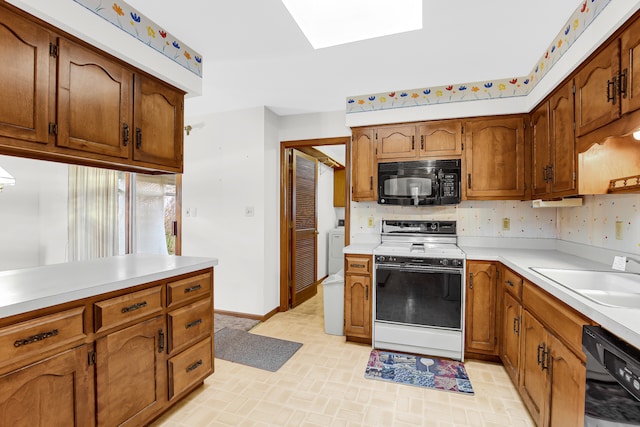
376 264 462 274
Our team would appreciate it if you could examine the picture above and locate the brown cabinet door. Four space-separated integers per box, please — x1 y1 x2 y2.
530 102 550 199
546 333 586 427
344 273 371 340
621 18 640 114
0 9 51 146
519 310 547 427
57 38 132 159
0 345 94 427
549 81 577 197
417 120 463 157
132 75 183 171
375 125 416 160
501 291 522 385
574 40 620 137
465 261 499 354
351 128 376 201
464 116 526 199
95 315 166 427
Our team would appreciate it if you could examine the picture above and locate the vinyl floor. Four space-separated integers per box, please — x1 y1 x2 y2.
151 285 535 427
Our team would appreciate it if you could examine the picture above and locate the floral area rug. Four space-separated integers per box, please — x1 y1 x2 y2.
364 349 474 395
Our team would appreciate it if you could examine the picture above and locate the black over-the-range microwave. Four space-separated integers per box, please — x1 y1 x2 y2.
378 159 461 206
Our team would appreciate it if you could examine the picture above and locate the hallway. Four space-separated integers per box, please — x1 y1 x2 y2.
152 286 535 426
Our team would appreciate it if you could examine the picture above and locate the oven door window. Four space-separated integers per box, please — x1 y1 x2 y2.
375 267 462 330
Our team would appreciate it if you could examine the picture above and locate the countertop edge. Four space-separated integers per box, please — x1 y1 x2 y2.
0 255 218 319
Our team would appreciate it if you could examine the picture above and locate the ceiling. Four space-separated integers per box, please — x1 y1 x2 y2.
125 0 580 117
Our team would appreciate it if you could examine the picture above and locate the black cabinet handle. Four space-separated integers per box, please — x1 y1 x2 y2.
14 329 59 347
468 272 473 289
121 301 147 313
350 264 365 268
619 68 628 99
607 78 617 104
122 123 129 146
369 176 373 190
158 329 165 353
186 359 203 373
421 135 424 150
185 319 203 329
136 127 142 149
467 173 472 189
505 280 515 287
513 317 520 335
537 343 545 366
184 284 202 294
411 135 414 150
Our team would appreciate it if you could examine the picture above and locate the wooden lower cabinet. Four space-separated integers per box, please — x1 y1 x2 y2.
0 345 93 427
502 291 522 385
95 315 167 427
344 254 372 342
520 310 586 427
0 267 214 427
465 261 499 355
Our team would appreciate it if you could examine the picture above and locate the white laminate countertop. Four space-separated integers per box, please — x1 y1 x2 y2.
461 246 640 350
0 254 218 319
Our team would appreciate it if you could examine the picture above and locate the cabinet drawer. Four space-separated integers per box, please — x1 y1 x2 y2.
502 267 523 301
167 298 212 355
167 272 212 308
523 280 592 358
94 286 163 333
345 255 371 275
168 336 213 400
0 307 85 368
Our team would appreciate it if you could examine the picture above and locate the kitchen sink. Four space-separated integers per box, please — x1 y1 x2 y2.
529 267 640 309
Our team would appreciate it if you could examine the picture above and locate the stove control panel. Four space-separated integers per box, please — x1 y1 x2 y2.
375 255 464 268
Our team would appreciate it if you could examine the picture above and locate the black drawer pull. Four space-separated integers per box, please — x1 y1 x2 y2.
505 280 515 287
350 264 365 268
14 329 59 347
185 319 203 329
184 284 202 294
121 301 148 313
186 359 203 373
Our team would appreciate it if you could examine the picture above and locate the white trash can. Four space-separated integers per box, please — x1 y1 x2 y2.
322 269 344 335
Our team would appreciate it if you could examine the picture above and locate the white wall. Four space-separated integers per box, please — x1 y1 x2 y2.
279 111 351 141
181 107 279 316
0 156 68 270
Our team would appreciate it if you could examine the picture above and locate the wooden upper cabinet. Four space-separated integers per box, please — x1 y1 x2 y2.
464 116 526 199
132 75 183 171
375 125 416 160
574 40 621 137
418 120 463 157
57 38 133 159
0 8 51 146
351 128 376 201
549 81 577 197
530 102 550 199
621 17 640 115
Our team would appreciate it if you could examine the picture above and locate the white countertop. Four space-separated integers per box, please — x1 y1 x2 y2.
462 246 640 350
0 254 218 319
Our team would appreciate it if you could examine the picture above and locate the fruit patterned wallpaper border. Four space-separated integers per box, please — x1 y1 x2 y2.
72 0 203 77
346 0 611 113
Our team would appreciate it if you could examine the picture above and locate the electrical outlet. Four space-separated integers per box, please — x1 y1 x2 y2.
185 208 190 217
367 216 375 228
502 217 510 231
245 206 254 217
615 221 623 240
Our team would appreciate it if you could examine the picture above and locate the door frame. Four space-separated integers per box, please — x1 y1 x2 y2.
279 136 351 312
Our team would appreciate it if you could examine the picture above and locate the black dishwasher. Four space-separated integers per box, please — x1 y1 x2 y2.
583 326 640 426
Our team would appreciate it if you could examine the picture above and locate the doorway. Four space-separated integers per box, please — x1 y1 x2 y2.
279 137 350 311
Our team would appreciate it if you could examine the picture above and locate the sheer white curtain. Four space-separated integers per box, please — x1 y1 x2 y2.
134 175 170 255
68 166 120 261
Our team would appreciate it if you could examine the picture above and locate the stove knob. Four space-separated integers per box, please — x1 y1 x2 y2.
441 259 449 266
430 224 437 230
377 256 386 262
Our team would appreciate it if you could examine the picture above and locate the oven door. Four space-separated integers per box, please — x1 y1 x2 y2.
375 263 462 330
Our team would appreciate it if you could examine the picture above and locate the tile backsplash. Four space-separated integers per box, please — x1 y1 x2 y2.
351 194 640 255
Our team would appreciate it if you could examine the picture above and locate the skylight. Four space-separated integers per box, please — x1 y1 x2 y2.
281 0 422 49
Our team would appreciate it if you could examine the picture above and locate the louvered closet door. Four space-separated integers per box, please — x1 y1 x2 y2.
290 150 318 308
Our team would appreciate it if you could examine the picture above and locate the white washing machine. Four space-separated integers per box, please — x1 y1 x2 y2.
327 227 345 275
